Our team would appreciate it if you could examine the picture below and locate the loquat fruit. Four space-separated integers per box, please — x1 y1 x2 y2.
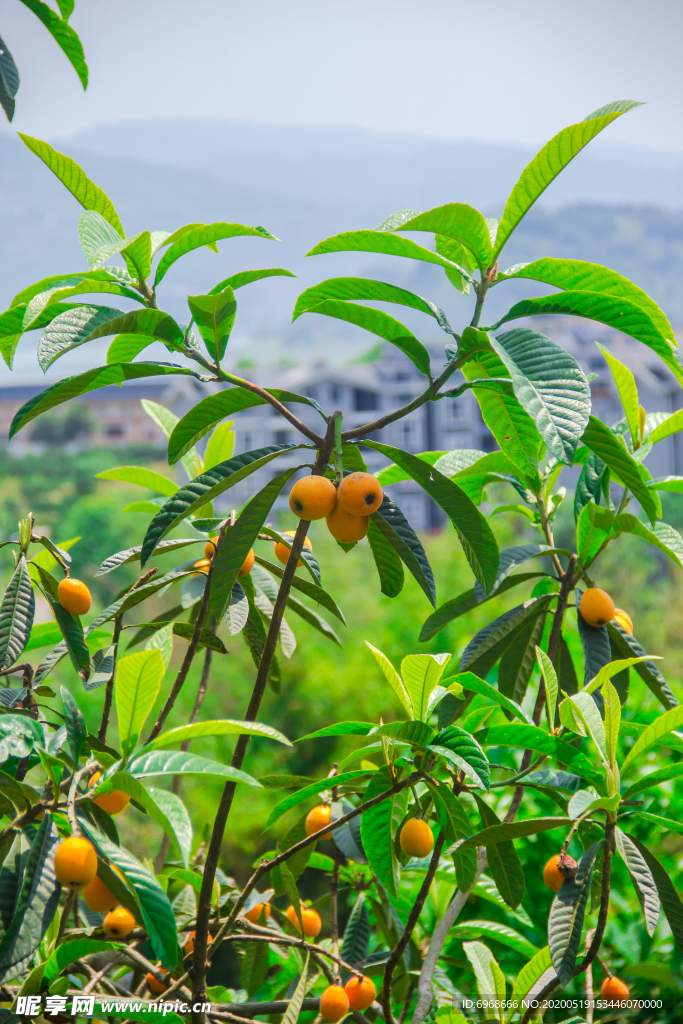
146 968 169 994
319 984 350 1023
305 803 332 840
204 540 216 560
613 607 633 634
345 975 376 1011
285 903 322 938
579 588 615 627
245 902 271 924
88 772 130 816
184 930 213 954
337 472 383 516
543 853 577 893
326 505 369 543
54 836 97 890
57 578 91 616
289 475 338 520
600 975 630 1004
103 906 136 938
82 865 125 913
239 548 256 577
274 531 312 567
399 818 434 859
191 557 212 576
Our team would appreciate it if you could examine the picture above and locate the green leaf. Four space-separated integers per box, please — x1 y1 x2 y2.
595 343 640 442
360 767 400 897
472 797 524 912
0 816 62 982
505 946 553 1023
0 556 34 669
253 556 344 623
451 671 531 724
90 771 181 852
426 780 477 890
602 678 621 766
460 596 552 673
614 828 659 937
606 620 677 710
492 291 683 386
494 101 642 257
366 519 404 598
621 763 683 801
265 770 371 829
37 304 123 371
121 231 152 282
16 0 87 86
463 940 505 1007
188 288 237 362
0 35 19 121
364 441 498 593
141 445 305 564
307 228 469 272
142 717 290 752
580 416 660 524
127 748 261 788
535 646 559 726
401 653 451 722
459 328 541 480
297 722 374 741
453 816 571 852
622 834 683 957
498 612 545 707
209 465 303 617
96 465 178 497
145 622 173 670
41 939 124 986
365 642 412 717
451 920 538 958
18 134 122 232
375 450 447 487
208 267 296 293
77 210 125 269
499 257 675 346
80 823 177 969
293 276 455 336
419 571 544 643
78 307 184 348
155 222 277 285
483 724 603 787
60 685 87 763
284 592 342 648
621 705 683 772
549 840 603 985
429 726 490 790
302 299 432 376
610 514 683 569
649 409 683 444
576 501 612 562
168 388 322 464
395 203 493 271
341 892 370 968
204 421 235 471
97 537 202 575
490 329 591 464
371 496 435 606
115 649 165 756
281 953 310 1024
9 362 213 439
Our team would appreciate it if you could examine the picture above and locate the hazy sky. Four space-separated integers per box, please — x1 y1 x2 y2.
1 0 682 150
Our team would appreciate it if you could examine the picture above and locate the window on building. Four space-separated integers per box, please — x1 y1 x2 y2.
353 388 379 411
401 421 416 445
445 399 463 424
242 433 253 450
397 393 413 405
394 371 410 381
275 430 291 445
106 425 123 437
330 385 342 404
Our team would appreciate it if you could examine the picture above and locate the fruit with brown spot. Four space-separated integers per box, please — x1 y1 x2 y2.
579 588 616 627
103 906 136 938
337 472 383 515
289 476 338 520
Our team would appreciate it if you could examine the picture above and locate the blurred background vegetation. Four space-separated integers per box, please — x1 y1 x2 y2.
1 445 681 1003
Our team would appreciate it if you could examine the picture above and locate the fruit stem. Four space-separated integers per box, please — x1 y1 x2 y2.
55 889 77 946
382 831 445 1024
332 410 343 484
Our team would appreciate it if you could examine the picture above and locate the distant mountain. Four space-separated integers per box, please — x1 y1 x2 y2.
1 120 682 380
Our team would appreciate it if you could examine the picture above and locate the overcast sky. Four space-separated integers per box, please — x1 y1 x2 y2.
1 0 682 150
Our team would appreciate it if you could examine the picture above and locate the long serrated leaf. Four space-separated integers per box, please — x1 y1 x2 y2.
460 595 552 672
396 203 493 271
155 222 276 285
127 748 261 787
371 496 434 605
621 704 683 772
115 649 165 755
9 362 213 439
0 557 35 669
19 135 121 231
141 445 306 565
482 724 603 787
341 892 370 968
367 518 404 598
623 834 683 956
494 102 642 256
365 642 412 717
452 671 531 724
37 304 124 370
490 329 591 464
281 953 310 1024
548 840 603 985
451 920 538 958
430 726 490 790
142 718 290 752
364 441 498 592
606 620 677 710
615 828 659 936
97 538 202 575
307 228 467 272
505 946 554 1023
360 767 400 898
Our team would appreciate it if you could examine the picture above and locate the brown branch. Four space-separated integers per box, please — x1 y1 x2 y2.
98 615 122 743
217 369 325 446
146 539 222 745
518 830 613 1024
382 832 445 1024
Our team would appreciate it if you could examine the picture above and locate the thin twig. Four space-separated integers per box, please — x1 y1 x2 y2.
98 615 123 743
